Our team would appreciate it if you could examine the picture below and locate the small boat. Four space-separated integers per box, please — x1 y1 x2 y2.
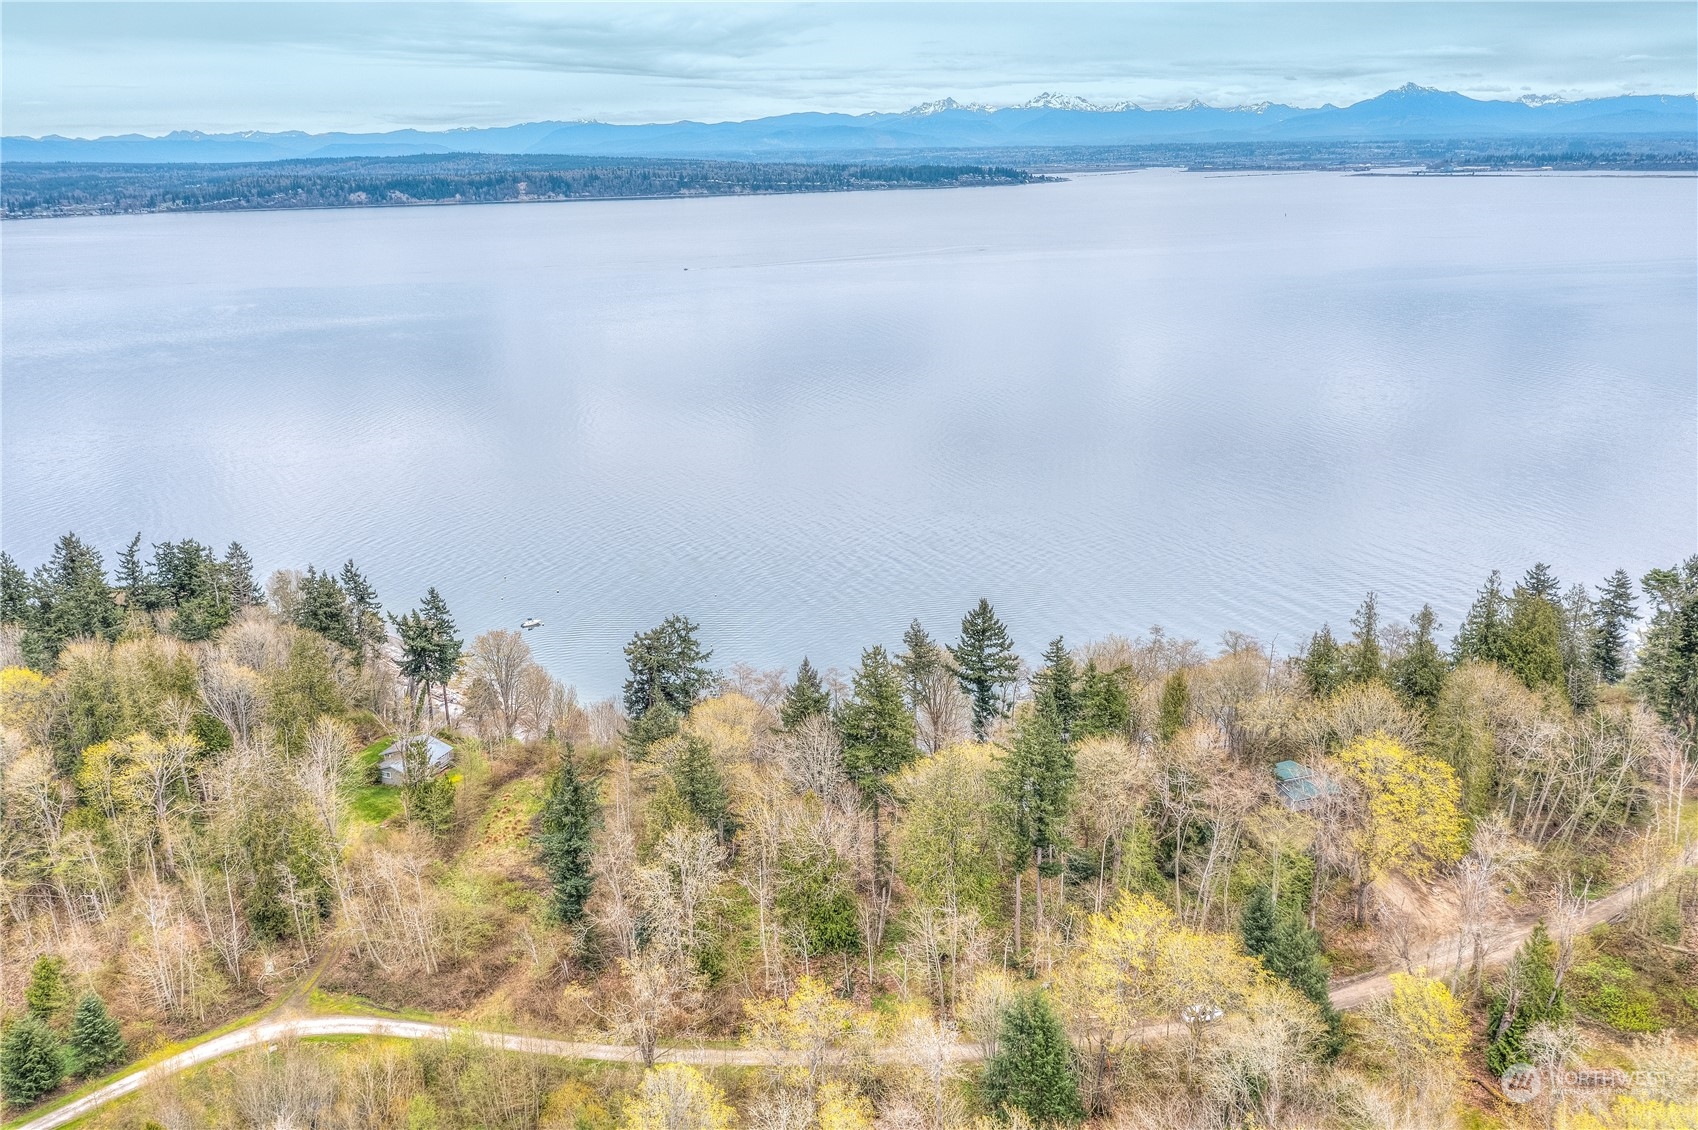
520 618 543 630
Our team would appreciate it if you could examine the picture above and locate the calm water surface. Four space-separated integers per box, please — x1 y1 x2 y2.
3 171 1693 695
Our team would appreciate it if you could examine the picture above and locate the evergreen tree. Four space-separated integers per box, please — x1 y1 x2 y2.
622 614 713 720
1157 670 1190 742
296 566 355 649
222 543 264 607
1391 605 1449 710
1238 886 1279 957
670 734 736 843
1454 570 1510 666
1486 923 1568 1075
1636 558 1698 743
1345 592 1385 685
1560 583 1600 711
1032 636 1080 741
116 534 158 611
1594 569 1639 684
897 619 946 705
1522 562 1561 602
338 560 385 666
29 534 121 666
998 709 1076 885
0 551 31 627
838 645 918 895
538 750 597 923
0 1015 65 1106
982 991 1084 1127
420 587 464 722
25 956 69 1021
1241 888 1345 1055
779 657 832 730
1073 661 1131 740
1503 580 1566 693
625 699 681 755
950 599 1019 741
390 607 440 722
68 994 125 1076
1299 626 1347 699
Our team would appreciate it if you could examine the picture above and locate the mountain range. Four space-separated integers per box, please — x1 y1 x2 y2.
6 85 1694 164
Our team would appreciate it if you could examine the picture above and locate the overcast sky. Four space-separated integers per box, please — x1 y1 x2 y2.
4 2 1694 137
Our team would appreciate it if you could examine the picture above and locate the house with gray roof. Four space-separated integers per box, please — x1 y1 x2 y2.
378 735 454 786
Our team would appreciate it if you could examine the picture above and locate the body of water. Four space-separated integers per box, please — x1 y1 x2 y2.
3 171 1693 695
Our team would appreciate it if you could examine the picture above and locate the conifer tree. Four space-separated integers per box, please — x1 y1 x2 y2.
670 735 736 843
0 552 31 627
1157 670 1189 742
1454 570 1510 666
1486 923 1567 1074
336 560 385 666
1503 580 1566 693
1560 583 1600 711
30 534 121 666
116 534 157 611
997 707 1076 937
1593 569 1639 684
779 657 832 730
950 599 1019 741
897 619 946 702
1391 604 1449 710
838 645 917 894
1522 561 1561 602
1636 558 1698 742
623 614 712 720
295 566 355 648
1299 626 1346 699
1346 592 1385 685
25 956 68 1021
222 542 264 607
1238 886 1279 957
982 991 1084 1127
1032 636 1080 741
538 750 597 923
0 1015 65 1106
1073 661 1131 739
420 587 464 723
68 994 125 1076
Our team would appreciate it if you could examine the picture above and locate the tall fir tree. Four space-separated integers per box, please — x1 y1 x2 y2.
1345 592 1385 685
1073 661 1132 739
420 587 464 723
222 543 264 607
1486 923 1568 1074
295 566 355 649
1032 636 1080 741
25 956 68 1020
30 533 121 666
116 534 157 612
1560 583 1600 711
1238 886 1279 956
1454 570 1510 666
538 751 598 923
982 991 1084 1127
623 614 713 720
1503 575 1566 693
1522 562 1561 601
1390 604 1449 710
68 994 125 1076
0 551 31 627
0 1015 65 1106
338 560 385 666
1241 887 1344 1054
949 598 1019 741
779 657 833 730
1593 569 1639 684
1299 626 1347 699
1157 670 1190 742
838 645 918 894
897 619 946 704
670 735 736 843
1636 558 1698 742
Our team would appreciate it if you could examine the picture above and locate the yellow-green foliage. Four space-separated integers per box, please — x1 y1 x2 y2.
1336 733 1468 882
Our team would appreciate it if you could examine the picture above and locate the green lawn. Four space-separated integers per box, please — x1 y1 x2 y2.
348 736 402 824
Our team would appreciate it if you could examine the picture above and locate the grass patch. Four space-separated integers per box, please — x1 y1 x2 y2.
348 736 402 825
307 989 435 1022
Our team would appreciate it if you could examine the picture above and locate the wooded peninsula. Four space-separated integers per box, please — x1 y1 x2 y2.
1 533 1696 1129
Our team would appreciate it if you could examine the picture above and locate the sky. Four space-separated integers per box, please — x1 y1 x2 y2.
3 2 1695 138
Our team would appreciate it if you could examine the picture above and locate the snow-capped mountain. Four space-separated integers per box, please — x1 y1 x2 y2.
5 86 1693 163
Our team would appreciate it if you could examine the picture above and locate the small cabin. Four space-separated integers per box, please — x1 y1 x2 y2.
1273 760 1335 811
378 735 454 786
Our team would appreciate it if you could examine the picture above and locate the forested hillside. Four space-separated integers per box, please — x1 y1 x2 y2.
0 156 1038 219
2 533 1696 1128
